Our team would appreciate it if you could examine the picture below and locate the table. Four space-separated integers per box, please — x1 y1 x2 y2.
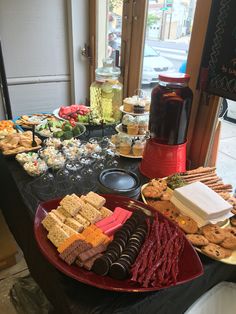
1 148 236 314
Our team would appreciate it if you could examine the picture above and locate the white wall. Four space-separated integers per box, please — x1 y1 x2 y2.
0 0 72 118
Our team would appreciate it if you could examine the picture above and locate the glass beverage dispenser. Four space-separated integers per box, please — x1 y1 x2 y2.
90 58 122 123
140 73 193 178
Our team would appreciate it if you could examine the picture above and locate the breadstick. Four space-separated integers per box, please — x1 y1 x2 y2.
183 172 217 181
182 166 216 176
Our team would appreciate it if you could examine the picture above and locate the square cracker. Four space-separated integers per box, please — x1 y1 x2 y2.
60 194 84 216
79 203 102 224
84 192 106 210
65 218 84 233
42 212 63 231
47 224 69 248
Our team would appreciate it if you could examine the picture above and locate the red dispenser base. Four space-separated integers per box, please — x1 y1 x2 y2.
140 139 187 179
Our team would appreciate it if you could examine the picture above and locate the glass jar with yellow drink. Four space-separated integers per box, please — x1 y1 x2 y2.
90 58 123 123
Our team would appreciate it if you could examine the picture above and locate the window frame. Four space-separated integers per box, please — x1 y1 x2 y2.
89 0 220 168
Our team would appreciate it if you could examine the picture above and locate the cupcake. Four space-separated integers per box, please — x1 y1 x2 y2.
141 97 151 112
138 118 149 135
122 114 134 133
132 140 145 156
133 101 145 114
127 120 139 135
119 136 132 155
123 97 135 113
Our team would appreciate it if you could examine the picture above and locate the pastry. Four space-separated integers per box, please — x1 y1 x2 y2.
138 118 149 135
65 217 84 232
42 212 63 231
122 114 134 133
201 243 231 260
47 224 69 248
127 121 139 135
132 140 145 156
119 137 132 155
201 224 226 244
186 234 209 246
133 102 145 114
176 215 198 234
123 97 135 113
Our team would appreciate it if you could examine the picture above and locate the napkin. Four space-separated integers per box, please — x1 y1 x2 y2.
171 196 233 227
171 182 232 223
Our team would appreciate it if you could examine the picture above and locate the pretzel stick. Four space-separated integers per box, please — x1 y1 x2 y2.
182 167 216 176
183 172 218 181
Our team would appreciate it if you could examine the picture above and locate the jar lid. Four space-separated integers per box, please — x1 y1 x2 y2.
158 72 190 83
96 58 120 80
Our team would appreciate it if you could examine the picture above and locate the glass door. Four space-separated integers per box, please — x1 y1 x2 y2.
96 0 124 68
140 0 197 96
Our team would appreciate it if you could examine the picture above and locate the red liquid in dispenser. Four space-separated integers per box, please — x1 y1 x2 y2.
149 73 193 145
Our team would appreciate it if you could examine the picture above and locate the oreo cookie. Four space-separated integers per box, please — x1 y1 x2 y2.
92 256 111 276
106 242 123 255
109 262 129 280
119 253 135 265
105 250 119 263
114 229 129 242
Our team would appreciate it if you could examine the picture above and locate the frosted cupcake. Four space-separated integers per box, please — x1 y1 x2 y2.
143 97 151 112
123 97 135 113
127 120 139 135
138 117 149 135
133 101 145 114
132 140 145 156
119 136 132 155
122 114 134 133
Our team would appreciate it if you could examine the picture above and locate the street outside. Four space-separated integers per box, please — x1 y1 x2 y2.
217 119 236 192
141 37 189 96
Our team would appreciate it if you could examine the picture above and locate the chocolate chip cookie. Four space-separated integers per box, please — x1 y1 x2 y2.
186 234 209 246
201 224 226 244
221 228 236 250
176 215 198 234
230 216 236 227
201 243 231 260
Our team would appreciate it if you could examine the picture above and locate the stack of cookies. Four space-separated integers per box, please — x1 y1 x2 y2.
186 222 236 260
92 211 148 279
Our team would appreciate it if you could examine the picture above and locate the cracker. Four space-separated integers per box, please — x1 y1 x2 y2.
60 194 84 216
61 224 78 236
100 206 113 218
51 209 66 223
56 205 72 218
65 218 84 232
84 192 106 209
80 203 102 224
47 224 69 248
42 212 63 231
74 213 90 228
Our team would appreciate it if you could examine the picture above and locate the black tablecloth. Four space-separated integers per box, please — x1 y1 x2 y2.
1 144 236 314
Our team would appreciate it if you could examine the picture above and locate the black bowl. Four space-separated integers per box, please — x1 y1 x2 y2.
98 168 141 199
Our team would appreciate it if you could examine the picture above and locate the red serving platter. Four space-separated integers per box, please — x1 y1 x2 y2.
34 194 204 292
